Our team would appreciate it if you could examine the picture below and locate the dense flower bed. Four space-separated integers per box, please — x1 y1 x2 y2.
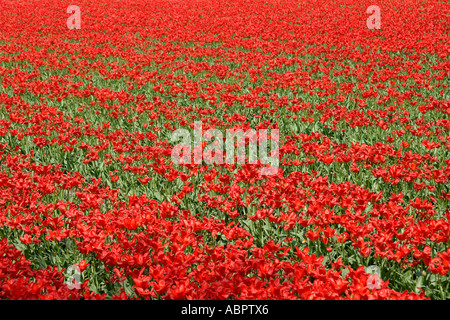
0 0 449 299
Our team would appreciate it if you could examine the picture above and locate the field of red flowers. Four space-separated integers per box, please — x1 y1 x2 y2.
0 0 449 300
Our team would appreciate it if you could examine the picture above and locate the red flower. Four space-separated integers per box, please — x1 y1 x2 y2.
77 260 89 273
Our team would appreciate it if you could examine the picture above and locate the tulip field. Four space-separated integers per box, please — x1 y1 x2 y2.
0 0 450 300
